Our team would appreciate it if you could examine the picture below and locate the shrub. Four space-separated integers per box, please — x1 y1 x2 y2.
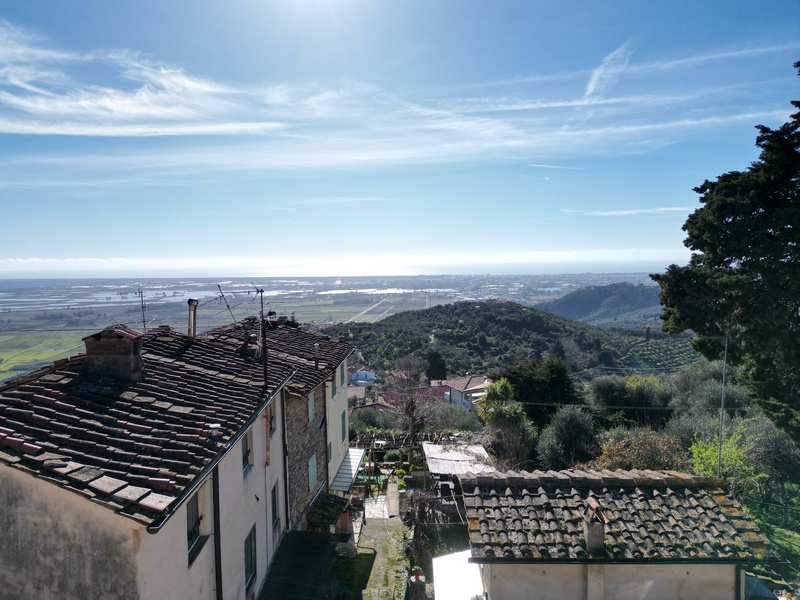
591 429 691 471
537 405 598 470
395 468 406 479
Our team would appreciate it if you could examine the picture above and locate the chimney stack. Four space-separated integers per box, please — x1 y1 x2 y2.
187 298 199 341
81 326 145 383
314 342 320 369
583 496 608 556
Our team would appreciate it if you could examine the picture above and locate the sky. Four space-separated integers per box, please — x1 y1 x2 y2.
0 1 798 278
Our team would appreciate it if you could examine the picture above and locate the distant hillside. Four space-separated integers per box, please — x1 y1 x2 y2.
537 282 662 326
326 300 697 379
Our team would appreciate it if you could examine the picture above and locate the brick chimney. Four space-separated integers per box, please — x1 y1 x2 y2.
81 326 145 383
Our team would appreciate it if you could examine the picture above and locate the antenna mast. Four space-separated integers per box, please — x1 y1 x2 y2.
254 286 268 385
217 284 237 324
135 287 147 332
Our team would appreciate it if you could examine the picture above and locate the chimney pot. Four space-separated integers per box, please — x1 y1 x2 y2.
187 298 199 340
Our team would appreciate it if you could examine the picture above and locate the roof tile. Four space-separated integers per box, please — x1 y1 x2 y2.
459 469 777 564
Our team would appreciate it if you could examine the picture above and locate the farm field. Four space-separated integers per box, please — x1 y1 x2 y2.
0 273 656 382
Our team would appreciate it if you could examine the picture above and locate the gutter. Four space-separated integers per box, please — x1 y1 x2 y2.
145 370 296 534
468 557 774 566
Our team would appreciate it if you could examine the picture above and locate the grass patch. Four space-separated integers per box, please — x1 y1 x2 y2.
330 550 376 600
757 521 800 583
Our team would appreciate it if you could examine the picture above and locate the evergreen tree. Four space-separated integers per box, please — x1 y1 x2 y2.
653 62 800 446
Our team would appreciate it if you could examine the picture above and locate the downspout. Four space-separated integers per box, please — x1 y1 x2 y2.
282 389 291 529
213 465 223 600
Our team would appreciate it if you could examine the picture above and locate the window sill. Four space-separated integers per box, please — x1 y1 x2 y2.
188 534 210 565
243 463 253 478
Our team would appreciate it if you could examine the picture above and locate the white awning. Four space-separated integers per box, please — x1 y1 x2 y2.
330 447 366 493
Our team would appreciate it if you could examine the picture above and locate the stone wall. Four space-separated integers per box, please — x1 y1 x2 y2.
285 381 329 530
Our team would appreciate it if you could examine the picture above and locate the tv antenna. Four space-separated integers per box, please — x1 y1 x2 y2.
134 287 147 332
217 284 238 324
252 285 268 385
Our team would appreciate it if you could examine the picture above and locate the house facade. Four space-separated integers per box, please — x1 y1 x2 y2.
443 375 490 411
458 469 778 600
0 317 354 600
222 318 357 533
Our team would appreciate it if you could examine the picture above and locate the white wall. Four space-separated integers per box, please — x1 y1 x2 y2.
0 465 140 600
326 358 349 486
484 562 739 600
216 400 287 600
0 394 289 600
139 395 288 600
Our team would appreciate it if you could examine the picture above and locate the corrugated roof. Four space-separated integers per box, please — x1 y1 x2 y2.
330 447 365 493
422 442 495 476
459 469 777 563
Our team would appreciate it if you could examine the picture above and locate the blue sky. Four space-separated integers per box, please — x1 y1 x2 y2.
1 1 798 278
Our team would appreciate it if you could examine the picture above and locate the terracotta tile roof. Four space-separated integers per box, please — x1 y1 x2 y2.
211 317 353 397
459 469 776 563
443 375 490 393
0 321 351 527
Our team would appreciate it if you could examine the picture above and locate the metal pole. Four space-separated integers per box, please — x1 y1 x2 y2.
716 335 728 478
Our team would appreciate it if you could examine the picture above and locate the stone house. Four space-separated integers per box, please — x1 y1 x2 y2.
226 318 357 532
0 316 355 600
458 469 780 600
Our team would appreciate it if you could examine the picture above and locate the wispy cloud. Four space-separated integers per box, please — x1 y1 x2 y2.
562 207 694 216
630 42 800 73
584 42 634 100
528 163 585 170
0 21 792 179
294 196 392 206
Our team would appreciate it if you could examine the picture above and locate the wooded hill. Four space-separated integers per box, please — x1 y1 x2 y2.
536 282 662 327
326 299 697 379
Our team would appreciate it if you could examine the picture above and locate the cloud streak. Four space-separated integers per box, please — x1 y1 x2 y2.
562 207 694 216
0 20 791 181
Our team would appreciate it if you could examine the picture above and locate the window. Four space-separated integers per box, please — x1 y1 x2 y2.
327 441 332 463
308 452 317 492
331 377 337 399
242 428 253 475
244 525 256 591
187 488 209 564
271 482 279 529
339 363 346 387
341 409 347 442
268 398 276 435
187 493 201 550
308 391 315 422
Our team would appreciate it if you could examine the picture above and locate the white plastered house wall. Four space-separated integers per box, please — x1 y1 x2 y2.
139 395 287 600
0 392 290 600
481 562 739 600
326 358 349 487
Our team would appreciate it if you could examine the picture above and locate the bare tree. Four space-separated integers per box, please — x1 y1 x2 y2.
385 355 439 438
